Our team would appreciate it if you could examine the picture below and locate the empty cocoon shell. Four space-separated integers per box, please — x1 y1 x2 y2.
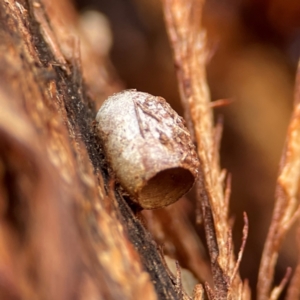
96 90 199 209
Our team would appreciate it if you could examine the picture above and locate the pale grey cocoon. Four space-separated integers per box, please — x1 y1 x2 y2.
96 90 199 209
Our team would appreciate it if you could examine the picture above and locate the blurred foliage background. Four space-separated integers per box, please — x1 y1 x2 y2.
75 0 300 296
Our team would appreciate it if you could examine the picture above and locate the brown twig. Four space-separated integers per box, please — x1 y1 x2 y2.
193 284 205 300
257 60 300 300
224 174 232 219
175 261 183 298
213 115 224 167
225 228 233 274
286 228 300 299
230 212 249 284
242 279 252 300
209 98 234 108
270 267 292 300
162 0 249 298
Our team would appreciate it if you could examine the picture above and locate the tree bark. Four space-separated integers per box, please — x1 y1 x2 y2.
0 1 180 299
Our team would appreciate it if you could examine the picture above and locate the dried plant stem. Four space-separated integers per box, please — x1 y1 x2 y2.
175 261 184 298
193 284 205 300
286 229 300 299
270 267 292 300
257 60 300 300
230 212 249 284
162 0 250 298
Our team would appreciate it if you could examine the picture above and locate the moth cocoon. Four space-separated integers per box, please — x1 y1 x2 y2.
96 90 199 209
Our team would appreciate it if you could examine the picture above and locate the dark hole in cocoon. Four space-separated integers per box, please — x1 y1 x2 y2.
138 167 194 209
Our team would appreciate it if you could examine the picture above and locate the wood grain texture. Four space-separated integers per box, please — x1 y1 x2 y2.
0 1 182 299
